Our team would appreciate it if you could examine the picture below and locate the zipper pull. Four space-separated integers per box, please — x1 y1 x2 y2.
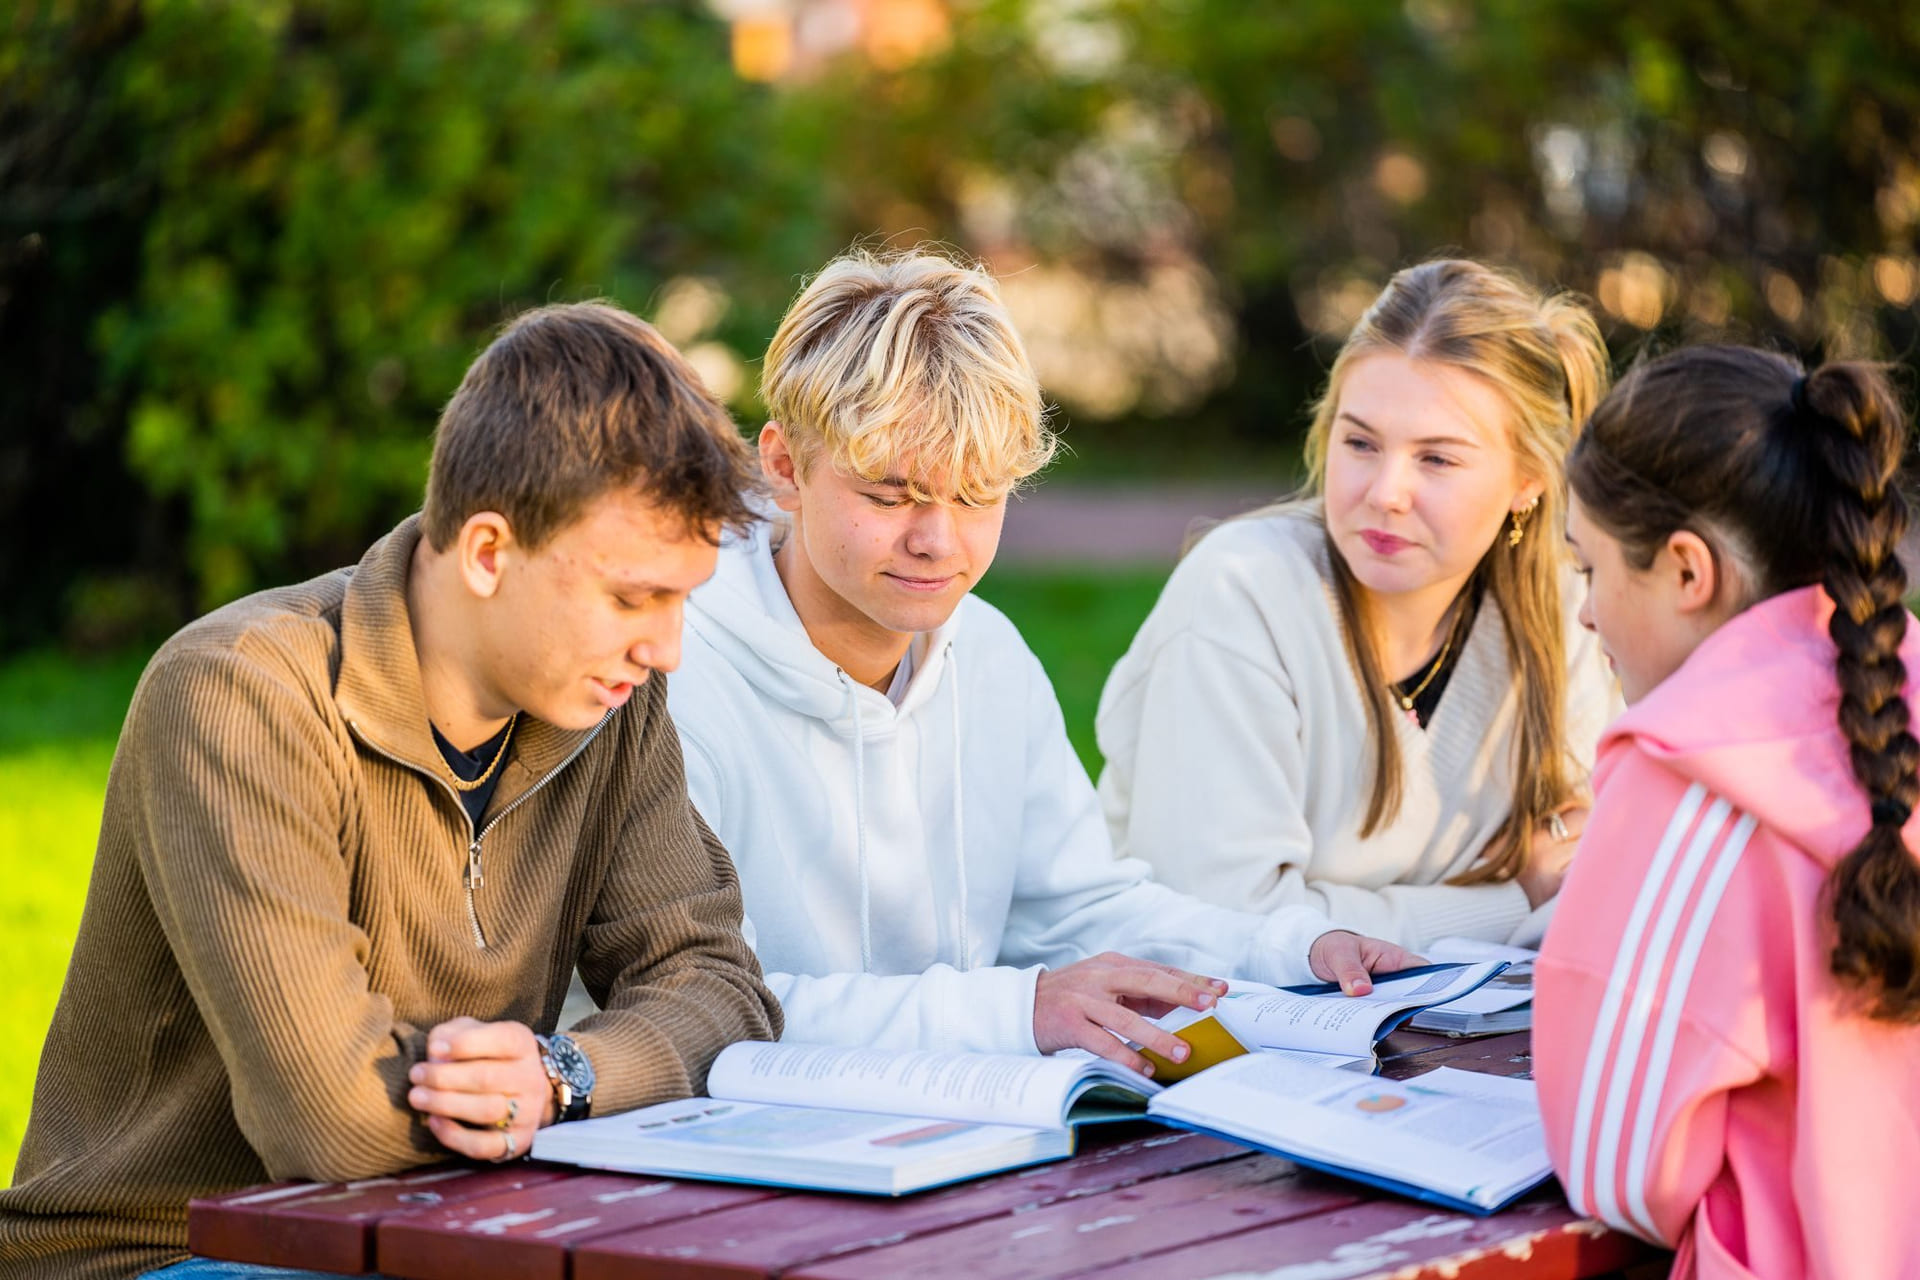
467 837 485 890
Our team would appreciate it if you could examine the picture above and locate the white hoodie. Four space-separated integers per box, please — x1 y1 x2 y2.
666 521 1336 1055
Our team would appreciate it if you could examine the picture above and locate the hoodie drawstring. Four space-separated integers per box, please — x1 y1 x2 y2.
838 646 968 978
838 670 874 975
946 642 969 972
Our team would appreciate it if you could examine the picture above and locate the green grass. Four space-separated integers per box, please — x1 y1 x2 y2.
0 566 1171 1177
975 566 1171 771
0 649 151 1175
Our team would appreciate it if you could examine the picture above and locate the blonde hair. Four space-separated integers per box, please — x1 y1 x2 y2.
1303 259 1610 883
760 247 1055 505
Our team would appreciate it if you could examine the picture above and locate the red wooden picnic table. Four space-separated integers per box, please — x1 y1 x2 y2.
188 1031 1667 1280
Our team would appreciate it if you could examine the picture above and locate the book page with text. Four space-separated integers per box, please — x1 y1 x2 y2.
707 1042 1153 1131
1214 962 1505 1056
1149 1054 1548 1206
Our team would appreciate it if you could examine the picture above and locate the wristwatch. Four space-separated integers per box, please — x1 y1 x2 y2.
535 1033 595 1123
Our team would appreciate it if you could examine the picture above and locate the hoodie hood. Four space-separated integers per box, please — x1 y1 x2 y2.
683 517 973 975
686 518 961 731
1602 584 1920 867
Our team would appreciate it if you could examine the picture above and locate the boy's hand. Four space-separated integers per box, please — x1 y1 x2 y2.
1307 931 1425 996
408 1016 555 1162
1033 953 1228 1076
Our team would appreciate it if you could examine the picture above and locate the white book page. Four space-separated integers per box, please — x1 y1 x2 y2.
707 1042 1128 1131
1422 964 1534 1016
1210 962 1505 1056
531 1097 1070 1193
1424 937 1539 965
1259 1047 1375 1071
1149 1053 1549 1205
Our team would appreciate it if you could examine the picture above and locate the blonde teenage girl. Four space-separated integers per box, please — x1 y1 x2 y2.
1096 259 1618 949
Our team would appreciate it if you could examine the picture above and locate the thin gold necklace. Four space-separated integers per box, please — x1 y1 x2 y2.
444 714 518 792
1392 606 1465 715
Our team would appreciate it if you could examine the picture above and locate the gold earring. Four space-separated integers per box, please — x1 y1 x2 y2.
1507 498 1539 549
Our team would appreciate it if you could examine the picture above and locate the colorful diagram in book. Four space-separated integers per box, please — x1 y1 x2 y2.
868 1122 978 1148
629 1103 965 1151
1145 1057 1554 1214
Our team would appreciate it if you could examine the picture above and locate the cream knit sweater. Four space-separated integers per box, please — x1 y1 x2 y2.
1096 507 1618 950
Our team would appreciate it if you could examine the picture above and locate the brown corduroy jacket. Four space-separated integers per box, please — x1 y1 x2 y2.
0 517 780 1280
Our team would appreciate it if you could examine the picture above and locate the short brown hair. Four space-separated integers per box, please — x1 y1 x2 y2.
422 301 759 549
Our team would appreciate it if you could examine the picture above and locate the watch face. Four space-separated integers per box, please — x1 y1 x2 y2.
549 1033 595 1096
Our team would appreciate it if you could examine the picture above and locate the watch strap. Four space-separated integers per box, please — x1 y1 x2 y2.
535 1032 593 1122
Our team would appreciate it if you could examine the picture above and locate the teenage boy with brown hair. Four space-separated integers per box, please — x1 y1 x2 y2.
0 303 781 1280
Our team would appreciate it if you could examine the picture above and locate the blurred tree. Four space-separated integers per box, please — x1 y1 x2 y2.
7 0 1920 644
0 4 160 651
794 0 1920 462
3 0 830 640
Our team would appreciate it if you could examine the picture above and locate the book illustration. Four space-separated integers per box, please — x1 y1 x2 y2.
631 1104 971 1152
1146 1057 1553 1214
867 1121 978 1148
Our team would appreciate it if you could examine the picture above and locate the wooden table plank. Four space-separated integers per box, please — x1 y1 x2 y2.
188 1164 568 1274
1379 1031 1534 1081
1072 1191 1660 1280
572 1126 1254 1280
376 1172 782 1280
188 1029 1648 1280
784 1155 1361 1280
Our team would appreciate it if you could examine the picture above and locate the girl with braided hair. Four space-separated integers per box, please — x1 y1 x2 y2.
1534 345 1920 1278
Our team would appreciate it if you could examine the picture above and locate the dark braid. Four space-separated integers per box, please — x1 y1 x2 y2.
1799 366 1920 1020
1570 346 1920 1022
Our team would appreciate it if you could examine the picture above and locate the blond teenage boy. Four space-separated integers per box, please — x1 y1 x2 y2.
665 250 1416 1072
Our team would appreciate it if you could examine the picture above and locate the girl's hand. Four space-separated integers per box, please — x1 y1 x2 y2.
1517 804 1588 908
1307 930 1425 995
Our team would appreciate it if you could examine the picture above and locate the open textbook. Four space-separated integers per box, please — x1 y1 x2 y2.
1144 960 1510 1081
530 1041 1159 1196
1145 1054 1554 1214
1407 939 1537 1037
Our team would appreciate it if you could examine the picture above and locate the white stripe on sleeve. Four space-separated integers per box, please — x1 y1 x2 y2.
1620 811 1756 1239
1582 794 1735 1235
1565 782 1707 1220
1591 795 1733 1237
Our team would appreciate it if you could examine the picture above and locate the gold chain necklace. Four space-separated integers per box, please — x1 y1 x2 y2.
1392 605 1466 716
443 714 518 793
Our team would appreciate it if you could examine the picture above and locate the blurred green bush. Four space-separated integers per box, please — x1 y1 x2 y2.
2 0 835 644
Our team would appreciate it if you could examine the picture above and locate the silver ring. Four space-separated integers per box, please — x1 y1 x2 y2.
496 1129 518 1162
1547 812 1571 843
495 1096 519 1131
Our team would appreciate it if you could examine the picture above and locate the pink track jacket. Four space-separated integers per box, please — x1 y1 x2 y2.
1535 585 1920 1279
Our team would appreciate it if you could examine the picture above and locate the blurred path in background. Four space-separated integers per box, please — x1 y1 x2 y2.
998 484 1920 575
997 483 1277 566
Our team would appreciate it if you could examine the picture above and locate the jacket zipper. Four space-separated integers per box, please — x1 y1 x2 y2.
347 713 612 949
